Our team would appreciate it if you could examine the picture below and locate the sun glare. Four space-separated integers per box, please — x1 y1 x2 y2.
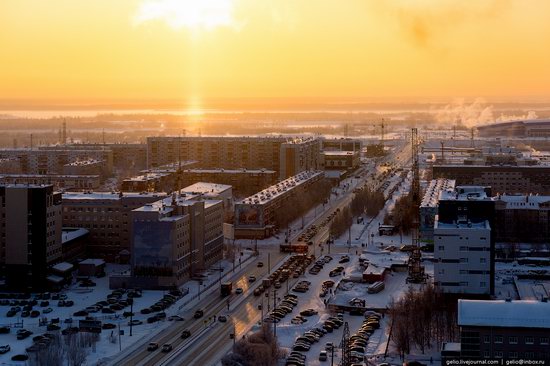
134 0 236 31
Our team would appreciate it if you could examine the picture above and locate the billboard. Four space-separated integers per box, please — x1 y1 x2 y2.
235 204 263 227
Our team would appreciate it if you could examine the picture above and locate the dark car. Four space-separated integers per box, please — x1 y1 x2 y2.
181 329 191 339
193 310 204 319
0 327 10 334
11 354 29 361
102 323 116 330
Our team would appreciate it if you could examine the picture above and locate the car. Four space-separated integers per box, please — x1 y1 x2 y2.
102 323 116 330
147 342 159 351
21 311 30 318
128 320 142 326
194 310 204 319
234 287 243 294
319 350 328 361
61 327 78 335
0 327 9 334
160 343 173 352
300 309 318 317
40 301 49 307
140 308 152 315
73 310 88 317
292 344 310 352
257 262 264 267
30 310 40 318
16 329 32 340
248 276 256 282
11 354 29 361
218 315 227 322
42 307 53 314
168 315 184 321
0 345 10 354
147 316 159 324
181 329 191 339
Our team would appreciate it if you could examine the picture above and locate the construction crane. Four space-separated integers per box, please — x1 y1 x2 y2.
339 322 351 366
407 127 426 284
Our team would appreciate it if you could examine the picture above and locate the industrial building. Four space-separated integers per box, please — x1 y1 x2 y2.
320 150 360 171
477 119 550 138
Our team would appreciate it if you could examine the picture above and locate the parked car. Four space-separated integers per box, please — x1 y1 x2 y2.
235 288 243 294
0 345 10 354
181 329 191 339
161 344 173 352
218 315 227 322
168 315 184 321
193 310 204 319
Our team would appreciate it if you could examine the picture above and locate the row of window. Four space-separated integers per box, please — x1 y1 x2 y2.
486 335 548 345
484 351 549 359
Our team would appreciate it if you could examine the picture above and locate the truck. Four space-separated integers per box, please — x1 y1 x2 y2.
221 282 232 297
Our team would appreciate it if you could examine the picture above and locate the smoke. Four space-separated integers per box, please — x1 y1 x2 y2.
496 110 538 122
433 98 494 127
433 99 539 127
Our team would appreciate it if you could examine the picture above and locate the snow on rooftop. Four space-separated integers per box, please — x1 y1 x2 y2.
439 185 490 201
52 262 74 272
181 182 231 194
458 299 550 329
79 258 105 266
497 194 550 209
62 191 165 200
420 179 456 208
62 228 89 243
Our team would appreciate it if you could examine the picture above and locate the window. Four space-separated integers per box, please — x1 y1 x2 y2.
509 336 518 344
460 258 469 263
495 336 503 343
495 351 503 358
484 335 490 343
509 352 518 359
460 246 468 251
460 270 468 275
525 352 535 359
480 282 487 287
525 336 534 344
483 351 490 358
438 246 445 251
460 282 469 287
480 258 487 263
540 337 549 345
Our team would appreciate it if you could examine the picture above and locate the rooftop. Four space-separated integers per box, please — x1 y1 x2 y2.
322 151 358 156
62 228 89 243
183 168 276 174
434 217 490 230
420 179 456 208
497 194 550 209
458 299 550 329
181 182 232 195
239 170 324 205
62 191 166 200
439 186 490 201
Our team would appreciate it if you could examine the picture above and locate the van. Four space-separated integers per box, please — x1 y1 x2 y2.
367 281 385 294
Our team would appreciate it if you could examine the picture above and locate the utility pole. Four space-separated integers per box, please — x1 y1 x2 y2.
129 301 134 336
273 289 278 338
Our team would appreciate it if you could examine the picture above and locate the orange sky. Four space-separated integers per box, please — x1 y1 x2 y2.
1 0 550 104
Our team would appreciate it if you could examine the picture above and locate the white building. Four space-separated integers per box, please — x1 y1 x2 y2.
434 217 492 295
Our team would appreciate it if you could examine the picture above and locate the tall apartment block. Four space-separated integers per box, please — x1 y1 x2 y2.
146 136 320 179
0 185 62 291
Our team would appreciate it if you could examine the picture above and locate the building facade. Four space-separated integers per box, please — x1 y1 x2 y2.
432 165 550 194
61 191 167 261
0 185 62 291
459 299 550 360
0 174 101 190
234 171 325 238
147 136 320 179
320 151 360 171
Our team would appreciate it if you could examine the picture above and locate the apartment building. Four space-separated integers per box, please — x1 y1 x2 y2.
320 151 360 171
0 174 101 190
234 171 325 238
63 159 107 178
61 191 167 262
0 185 62 291
147 136 320 179
459 299 550 360
321 138 362 152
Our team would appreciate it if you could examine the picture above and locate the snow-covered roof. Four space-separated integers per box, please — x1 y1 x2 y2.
79 259 105 266
458 299 550 329
420 179 456 208
181 182 231 195
497 195 550 209
62 228 89 243
52 262 74 272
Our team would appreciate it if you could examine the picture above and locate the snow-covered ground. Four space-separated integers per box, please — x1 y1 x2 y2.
0 251 255 365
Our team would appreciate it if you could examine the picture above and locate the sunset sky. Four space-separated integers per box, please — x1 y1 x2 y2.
1 0 550 104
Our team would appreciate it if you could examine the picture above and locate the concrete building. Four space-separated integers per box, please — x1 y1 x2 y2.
61 191 167 262
320 151 360 171
432 165 550 194
458 299 550 360
0 157 22 174
434 217 492 295
321 138 362 152
179 182 233 209
477 119 550 138
63 159 107 178
147 136 320 179
0 185 62 291
494 194 550 244
234 171 325 238
131 194 224 288
180 168 277 198
121 161 197 193
0 174 101 190
419 179 456 242
0 148 113 175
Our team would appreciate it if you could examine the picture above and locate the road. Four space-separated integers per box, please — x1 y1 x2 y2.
115 141 411 366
